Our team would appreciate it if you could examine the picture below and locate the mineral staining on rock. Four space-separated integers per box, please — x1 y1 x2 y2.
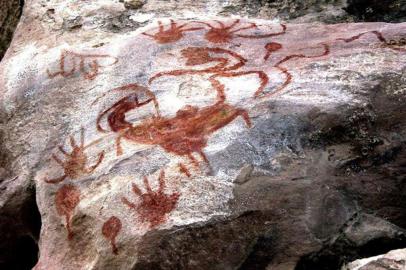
1 16 405 269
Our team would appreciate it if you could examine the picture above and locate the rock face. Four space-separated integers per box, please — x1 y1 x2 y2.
343 248 406 270
0 1 406 270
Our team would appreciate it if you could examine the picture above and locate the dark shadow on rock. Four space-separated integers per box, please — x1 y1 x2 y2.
0 182 41 270
345 0 406 23
237 235 276 270
295 235 406 270
0 0 24 61
132 211 278 270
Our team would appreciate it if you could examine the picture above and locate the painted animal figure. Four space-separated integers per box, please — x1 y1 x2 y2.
142 19 203 44
96 83 160 133
44 127 104 184
122 170 179 228
96 83 251 164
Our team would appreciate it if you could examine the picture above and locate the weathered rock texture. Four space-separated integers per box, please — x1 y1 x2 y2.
343 248 406 270
0 1 406 270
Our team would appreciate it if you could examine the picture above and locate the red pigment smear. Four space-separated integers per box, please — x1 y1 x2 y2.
47 50 118 80
55 184 81 240
194 19 286 43
44 127 104 184
142 19 203 44
122 170 180 228
178 163 191 177
264 42 283 60
102 216 122 255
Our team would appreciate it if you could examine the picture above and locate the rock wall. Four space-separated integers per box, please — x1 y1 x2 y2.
0 1 405 269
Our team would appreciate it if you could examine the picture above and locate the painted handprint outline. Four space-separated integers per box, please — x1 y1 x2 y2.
121 170 180 228
142 19 203 44
44 127 104 184
194 19 286 44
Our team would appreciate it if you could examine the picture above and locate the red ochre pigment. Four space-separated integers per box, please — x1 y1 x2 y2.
122 170 180 228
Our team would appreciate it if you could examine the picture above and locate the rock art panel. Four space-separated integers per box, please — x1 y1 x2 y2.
149 46 269 99
1 15 405 270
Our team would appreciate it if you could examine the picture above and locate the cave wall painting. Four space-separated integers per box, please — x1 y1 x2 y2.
194 19 286 43
44 127 104 184
149 47 269 99
263 42 330 98
102 216 122 255
121 170 180 228
41 19 405 253
96 81 251 168
55 184 81 240
42 128 105 240
47 50 118 80
142 19 204 44
142 19 286 44
336 30 406 52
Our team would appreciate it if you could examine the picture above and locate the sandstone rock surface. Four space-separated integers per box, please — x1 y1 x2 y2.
0 1 406 270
